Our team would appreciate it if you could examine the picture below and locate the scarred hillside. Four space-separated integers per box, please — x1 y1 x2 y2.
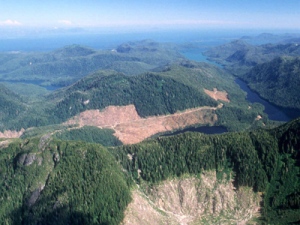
122 175 261 225
1 117 300 224
65 104 220 144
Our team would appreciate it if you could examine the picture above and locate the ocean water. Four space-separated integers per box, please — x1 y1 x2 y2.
0 30 243 52
180 50 222 67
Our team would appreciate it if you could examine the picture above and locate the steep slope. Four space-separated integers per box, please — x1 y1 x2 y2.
64 104 219 144
0 84 26 131
0 60 268 134
122 175 261 225
0 137 131 225
47 62 266 133
46 69 218 122
1 117 300 224
243 56 300 110
115 117 300 224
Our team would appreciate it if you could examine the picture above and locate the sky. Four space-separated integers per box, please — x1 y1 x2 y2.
0 0 300 34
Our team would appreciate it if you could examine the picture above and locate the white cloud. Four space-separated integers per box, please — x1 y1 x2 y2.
58 20 73 25
89 19 251 28
0 19 22 26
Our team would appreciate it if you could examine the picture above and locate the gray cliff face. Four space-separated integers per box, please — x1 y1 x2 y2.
23 153 37 166
18 153 37 166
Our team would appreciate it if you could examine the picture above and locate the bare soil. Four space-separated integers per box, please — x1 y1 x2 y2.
204 88 230 102
0 128 25 139
0 140 12 149
122 173 261 225
65 104 220 144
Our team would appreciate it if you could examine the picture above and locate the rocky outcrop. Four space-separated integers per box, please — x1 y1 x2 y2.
17 153 39 166
23 153 37 166
27 184 45 207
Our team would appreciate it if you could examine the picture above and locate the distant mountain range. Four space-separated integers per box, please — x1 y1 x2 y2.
205 39 300 75
0 40 182 87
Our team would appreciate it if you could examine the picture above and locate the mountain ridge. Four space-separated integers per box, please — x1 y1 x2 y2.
243 56 300 110
1 115 300 224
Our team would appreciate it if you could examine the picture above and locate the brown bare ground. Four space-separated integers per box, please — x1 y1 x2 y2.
0 128 25 139
204 88 230 102
255 115 262 120
122 174 261 225
65 104 219 144
0 140 12 149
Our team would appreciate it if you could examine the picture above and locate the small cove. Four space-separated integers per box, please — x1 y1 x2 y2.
163 46 300 137
181 47 300 122
234 78 293 121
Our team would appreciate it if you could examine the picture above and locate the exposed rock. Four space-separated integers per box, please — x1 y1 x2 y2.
38 134 52 151
53 153 60 163
24 153 36 166
27 185 45 207
17 153 27 165
16 150 40 167
27 188 40 207
37 156 43 166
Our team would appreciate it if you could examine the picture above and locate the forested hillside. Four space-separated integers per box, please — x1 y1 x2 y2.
204 40 300 75
0 40 182 88
114 118 300 224
243 56 300 110
1 116 299 224
204 38 300 117
0 84 26 131
0 60 268 133
0 138 132 225
46 70 218 121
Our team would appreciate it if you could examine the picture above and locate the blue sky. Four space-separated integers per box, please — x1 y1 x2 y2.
0 0 299 31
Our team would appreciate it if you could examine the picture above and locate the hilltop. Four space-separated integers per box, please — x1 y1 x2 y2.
1 114 299 224
0 59 269 143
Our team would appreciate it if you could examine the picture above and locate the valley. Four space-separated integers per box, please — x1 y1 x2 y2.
0 33 300 225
